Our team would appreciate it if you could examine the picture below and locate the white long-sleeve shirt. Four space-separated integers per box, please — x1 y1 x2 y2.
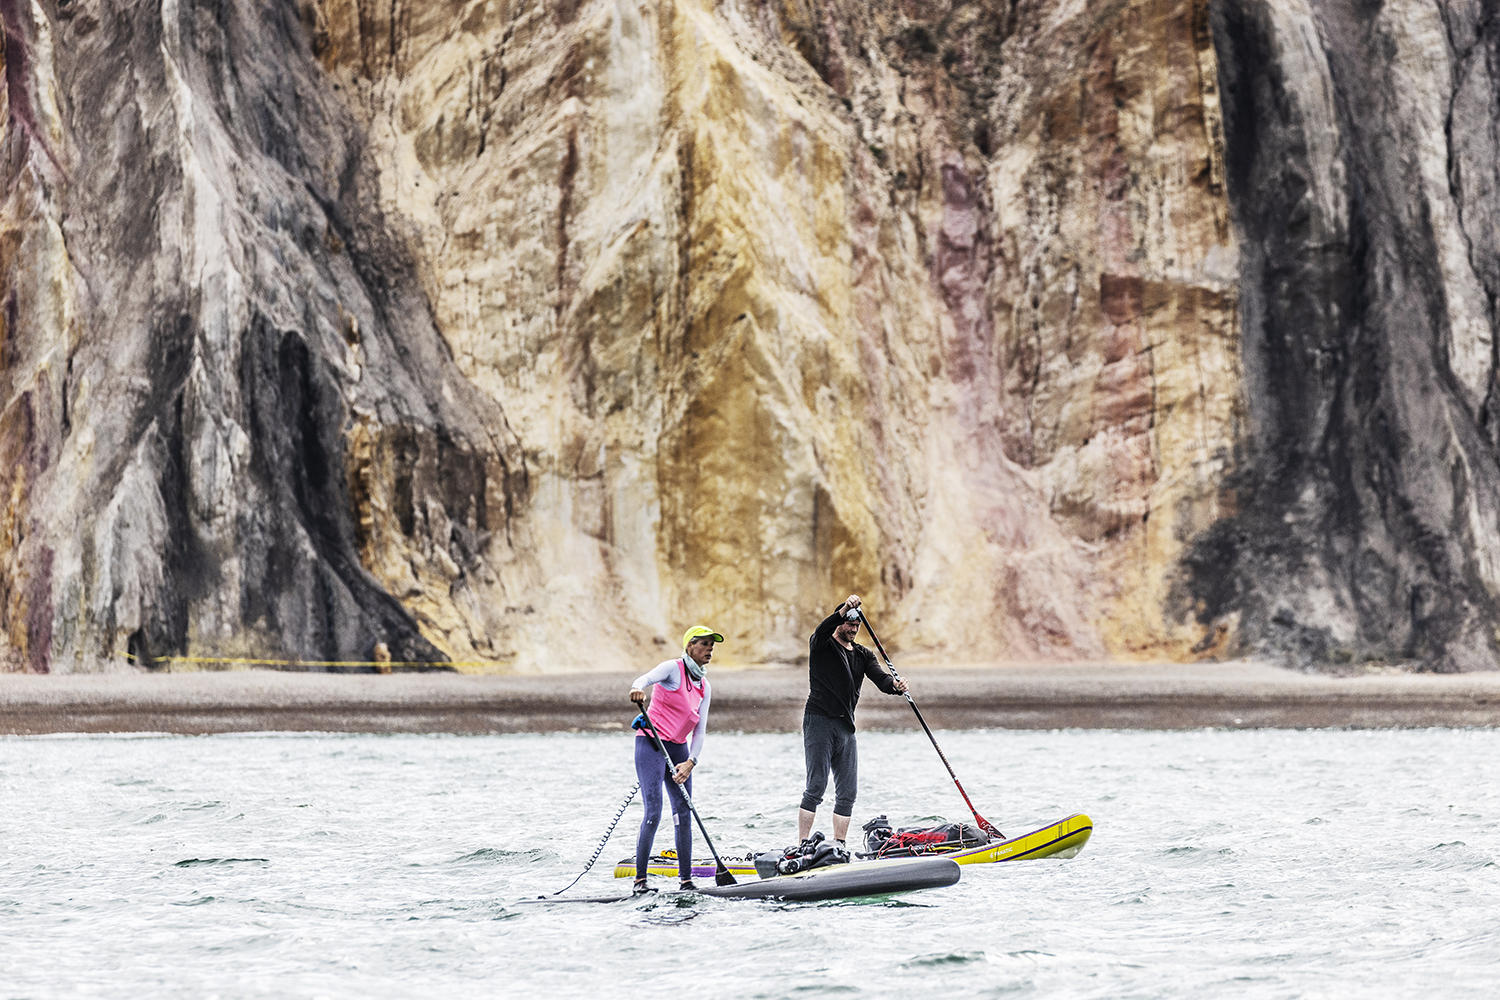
632 656 711 760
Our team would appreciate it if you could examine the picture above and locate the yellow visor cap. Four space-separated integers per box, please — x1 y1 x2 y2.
683 625 725 648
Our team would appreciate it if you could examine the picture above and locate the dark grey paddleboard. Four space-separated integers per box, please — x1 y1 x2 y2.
523 857 961 904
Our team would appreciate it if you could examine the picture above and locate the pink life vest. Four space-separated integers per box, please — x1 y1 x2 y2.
640 659 706 744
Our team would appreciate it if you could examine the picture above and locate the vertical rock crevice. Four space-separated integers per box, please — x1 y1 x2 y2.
1194 0 1500 669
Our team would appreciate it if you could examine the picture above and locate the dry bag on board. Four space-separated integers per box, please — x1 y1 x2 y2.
753 831 851 879
860 815 991 857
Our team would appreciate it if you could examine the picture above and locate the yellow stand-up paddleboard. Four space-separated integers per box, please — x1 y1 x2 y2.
614 813 1093 881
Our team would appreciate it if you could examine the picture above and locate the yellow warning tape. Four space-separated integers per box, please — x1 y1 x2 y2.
121 653 506 669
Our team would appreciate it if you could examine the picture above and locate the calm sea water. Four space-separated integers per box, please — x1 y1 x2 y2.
2 727 1497 998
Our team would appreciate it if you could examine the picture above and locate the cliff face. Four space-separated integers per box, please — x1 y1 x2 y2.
0 0 515 671
296 0 1240 668
1 0 1497 673
1202 0 1500 670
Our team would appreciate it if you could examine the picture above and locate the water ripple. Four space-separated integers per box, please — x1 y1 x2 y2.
3 728 1500 999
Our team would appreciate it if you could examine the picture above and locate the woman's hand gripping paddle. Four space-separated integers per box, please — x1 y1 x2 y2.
855 609 1004 841
632 708 738 886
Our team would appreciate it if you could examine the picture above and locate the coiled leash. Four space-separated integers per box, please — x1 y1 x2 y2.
553 780 641 895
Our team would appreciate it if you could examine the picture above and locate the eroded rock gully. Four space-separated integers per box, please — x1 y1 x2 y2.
1 0 1497 673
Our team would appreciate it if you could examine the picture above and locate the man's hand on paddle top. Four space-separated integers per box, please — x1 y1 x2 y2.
840 594 862 612
672 760 694 784
630 688 646 705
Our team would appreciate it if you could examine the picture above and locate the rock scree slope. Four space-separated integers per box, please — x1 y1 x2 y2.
1 0 1499 673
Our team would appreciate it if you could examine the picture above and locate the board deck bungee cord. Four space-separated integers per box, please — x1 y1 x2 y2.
522 856 961 904
613 813 1093 880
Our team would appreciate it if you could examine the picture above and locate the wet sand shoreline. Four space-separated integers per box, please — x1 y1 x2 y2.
4 661 1500 734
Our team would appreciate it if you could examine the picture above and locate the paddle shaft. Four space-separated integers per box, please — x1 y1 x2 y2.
855 609 1002 839
634 707 738 885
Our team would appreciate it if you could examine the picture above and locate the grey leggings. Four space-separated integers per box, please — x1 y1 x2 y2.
801 711 858 816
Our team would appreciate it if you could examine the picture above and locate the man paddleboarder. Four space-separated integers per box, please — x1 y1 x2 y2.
797 594 907 852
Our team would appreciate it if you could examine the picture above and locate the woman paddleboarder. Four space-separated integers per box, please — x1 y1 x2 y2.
628 625 721 892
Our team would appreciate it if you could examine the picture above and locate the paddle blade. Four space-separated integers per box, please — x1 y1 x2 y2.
715 866 738 887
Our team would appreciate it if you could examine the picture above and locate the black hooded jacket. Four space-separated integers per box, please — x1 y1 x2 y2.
805 610 899 723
